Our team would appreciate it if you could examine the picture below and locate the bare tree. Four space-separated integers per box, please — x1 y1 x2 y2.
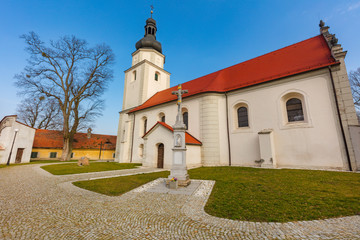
349 67 360 123
15 32 114 161
17 96 62 130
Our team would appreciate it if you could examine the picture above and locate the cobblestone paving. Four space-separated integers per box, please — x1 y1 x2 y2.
1 164 359 239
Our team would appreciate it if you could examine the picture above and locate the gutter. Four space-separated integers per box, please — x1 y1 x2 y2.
225 92 232 166
328 66 352 171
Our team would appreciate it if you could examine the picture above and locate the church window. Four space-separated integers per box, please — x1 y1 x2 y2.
139 144 144 158
155 72 159 81
183 112 188 130
286 98 304 122
237 107 249 127
158 112 165 122
133 71 136 81
144 118 147 135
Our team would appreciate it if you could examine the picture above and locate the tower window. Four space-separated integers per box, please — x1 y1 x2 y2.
155 72 159 81
132 71 136 81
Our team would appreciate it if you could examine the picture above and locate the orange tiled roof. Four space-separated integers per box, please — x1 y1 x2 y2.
130 35 338 113
33 129 116 150
143 121 202 145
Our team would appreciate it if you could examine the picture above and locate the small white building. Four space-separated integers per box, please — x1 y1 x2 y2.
115 18 360 171
0 115 35 165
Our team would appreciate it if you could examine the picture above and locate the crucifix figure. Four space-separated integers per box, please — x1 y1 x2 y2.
172 84 188 127
168 84 191 188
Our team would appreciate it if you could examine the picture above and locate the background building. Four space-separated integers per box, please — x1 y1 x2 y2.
0 115 35 164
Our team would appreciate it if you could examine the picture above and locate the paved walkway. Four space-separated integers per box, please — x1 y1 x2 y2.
0 164 359 239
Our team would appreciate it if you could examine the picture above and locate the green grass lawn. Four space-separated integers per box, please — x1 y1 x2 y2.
0 160 78 169
73 166 360 222
73 171 169 195
41 162 141 175
189 167 360 222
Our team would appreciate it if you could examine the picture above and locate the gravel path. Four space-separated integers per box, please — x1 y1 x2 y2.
0 164 359 239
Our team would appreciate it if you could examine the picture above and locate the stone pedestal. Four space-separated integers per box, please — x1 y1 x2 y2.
168 119 191 187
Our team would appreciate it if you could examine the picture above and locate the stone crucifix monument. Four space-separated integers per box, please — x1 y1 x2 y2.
168 84 191 187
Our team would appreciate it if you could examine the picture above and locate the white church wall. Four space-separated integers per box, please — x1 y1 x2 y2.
143 126 173 168
115 111 133 163
130 95 201 166
186 145 202 168
123 64 146 109
143 63 170 101
227 70 346 170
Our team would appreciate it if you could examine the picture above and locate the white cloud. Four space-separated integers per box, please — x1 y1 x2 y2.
348 1 360 11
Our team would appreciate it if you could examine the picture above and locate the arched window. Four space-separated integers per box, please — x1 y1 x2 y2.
286 98 304 122
155 72 159 81
139 144 144 158
144 118 147 135
237 107 249 127
158 112 165 122
183 112 188 130
140 117 147 136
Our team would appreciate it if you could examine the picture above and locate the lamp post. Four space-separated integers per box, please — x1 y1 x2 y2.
7 128 19 165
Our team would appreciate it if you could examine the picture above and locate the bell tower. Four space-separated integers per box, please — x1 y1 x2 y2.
122 15 171 110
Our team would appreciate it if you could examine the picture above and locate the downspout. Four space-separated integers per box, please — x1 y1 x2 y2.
129 112 136 163
328 66 352 171
225 92 232 166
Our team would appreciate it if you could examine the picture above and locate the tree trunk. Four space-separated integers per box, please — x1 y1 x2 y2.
61 137 73 161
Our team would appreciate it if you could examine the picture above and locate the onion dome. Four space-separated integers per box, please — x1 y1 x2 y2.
135 18 162 53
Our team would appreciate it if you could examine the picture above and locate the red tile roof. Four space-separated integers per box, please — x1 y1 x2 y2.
143 121 202 145
130 35 338 113
33 129 116 150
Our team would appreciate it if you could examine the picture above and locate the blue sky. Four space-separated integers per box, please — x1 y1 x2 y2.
1 0 360 135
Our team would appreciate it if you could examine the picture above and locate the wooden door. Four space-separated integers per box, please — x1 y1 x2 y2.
15 148 24 163
157 144 164 168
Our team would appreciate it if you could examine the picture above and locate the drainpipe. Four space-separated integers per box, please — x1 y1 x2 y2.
225 92 232 166
129 112 136 163
328 66 352 171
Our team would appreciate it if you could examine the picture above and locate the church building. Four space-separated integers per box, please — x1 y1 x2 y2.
115 17 360 172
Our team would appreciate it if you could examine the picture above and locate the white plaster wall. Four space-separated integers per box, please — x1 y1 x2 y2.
142 125 202 169
186 145 202 168
143 126 173 168
115 111 133 163
132 49 165 68
131 96 200 165
0 121 35 164
123 64 146 110
142 62 170 102
227 71 346 169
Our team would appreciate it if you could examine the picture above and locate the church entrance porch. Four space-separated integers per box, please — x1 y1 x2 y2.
157 143 164 168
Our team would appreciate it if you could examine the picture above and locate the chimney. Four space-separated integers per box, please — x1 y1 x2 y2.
87 128 92 139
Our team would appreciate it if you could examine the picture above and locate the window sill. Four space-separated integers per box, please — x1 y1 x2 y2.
232 127 253 134
280 121 313 130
